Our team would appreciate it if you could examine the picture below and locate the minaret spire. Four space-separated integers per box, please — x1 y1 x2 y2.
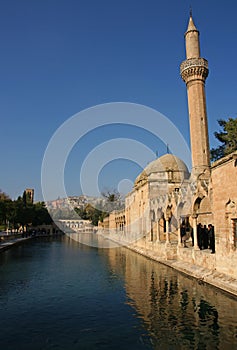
185 11 200 59
186 13 198 32
180 14 210 176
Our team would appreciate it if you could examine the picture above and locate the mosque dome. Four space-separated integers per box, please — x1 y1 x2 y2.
145 154 189 175
134 154 190 188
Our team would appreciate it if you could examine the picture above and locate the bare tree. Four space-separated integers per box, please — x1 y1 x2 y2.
101 188 121 202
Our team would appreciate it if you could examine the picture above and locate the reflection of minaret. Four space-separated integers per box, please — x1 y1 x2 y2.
180 12 210 176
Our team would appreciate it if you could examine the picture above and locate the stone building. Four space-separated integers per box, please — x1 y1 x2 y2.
211 152 237 276
56 219 94 233
100 13 237 279
25 188 34 203
125 154 190 244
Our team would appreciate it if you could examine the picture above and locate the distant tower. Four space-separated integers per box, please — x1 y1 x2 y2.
180 13 210 176
25 188 34 203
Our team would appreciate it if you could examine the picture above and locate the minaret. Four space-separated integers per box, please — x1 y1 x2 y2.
180 13 210 176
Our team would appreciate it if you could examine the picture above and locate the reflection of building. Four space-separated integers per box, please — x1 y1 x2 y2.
100 14 237 281
106 247 237 349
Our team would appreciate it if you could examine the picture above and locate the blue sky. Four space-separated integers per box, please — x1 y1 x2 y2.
1 0 237 201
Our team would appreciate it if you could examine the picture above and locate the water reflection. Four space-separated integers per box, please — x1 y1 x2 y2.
106 246 237 349
1 236 237 349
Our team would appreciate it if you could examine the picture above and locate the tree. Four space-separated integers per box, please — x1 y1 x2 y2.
14 196 34 232
0 191 12 230
101 189 121 203
0 190 10 201
32 202 52 226
74 204 104 226
0 190 52 232
101 188 124 214
211 117 237 161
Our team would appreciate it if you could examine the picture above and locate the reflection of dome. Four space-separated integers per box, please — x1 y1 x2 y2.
134 154 190 187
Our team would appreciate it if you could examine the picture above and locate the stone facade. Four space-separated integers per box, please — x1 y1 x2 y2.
25 188 34 203
98 14 237 288
56 219 94 233
211 152 237 277
180 15 210 176
101 154 192 252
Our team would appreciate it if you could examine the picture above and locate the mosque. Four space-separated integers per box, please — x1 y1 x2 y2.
99 14 237 281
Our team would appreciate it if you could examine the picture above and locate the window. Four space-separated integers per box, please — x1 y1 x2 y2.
167 170 173 182
232 219 237 247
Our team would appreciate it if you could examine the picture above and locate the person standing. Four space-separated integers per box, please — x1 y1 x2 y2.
197 223 203 249
181 223 187 247
203 225 209 249
208 224 215 254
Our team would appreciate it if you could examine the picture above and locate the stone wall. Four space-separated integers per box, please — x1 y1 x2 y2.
211 152 237 277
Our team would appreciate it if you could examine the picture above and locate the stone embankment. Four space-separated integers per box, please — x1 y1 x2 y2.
0 231 65 252
127 243 237 298
0 235 32 252
98 231 237 298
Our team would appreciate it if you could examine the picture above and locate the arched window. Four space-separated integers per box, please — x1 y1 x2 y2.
167 169 173 182
232 219 237 247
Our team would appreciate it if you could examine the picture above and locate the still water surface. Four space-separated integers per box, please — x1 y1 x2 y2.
0 236 237 349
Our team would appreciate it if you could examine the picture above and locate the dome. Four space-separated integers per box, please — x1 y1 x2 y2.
134 154 190 187
145 154 189 175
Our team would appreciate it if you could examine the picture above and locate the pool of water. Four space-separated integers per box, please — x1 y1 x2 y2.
0 236 237 349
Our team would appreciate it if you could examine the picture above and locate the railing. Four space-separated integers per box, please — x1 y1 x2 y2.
180 57 208 75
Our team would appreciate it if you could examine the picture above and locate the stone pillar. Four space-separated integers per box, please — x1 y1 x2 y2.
192 215 199 250
178 225 182 247
156 221 160 242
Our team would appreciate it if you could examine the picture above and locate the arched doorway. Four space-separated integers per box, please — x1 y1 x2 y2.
193 195 212 226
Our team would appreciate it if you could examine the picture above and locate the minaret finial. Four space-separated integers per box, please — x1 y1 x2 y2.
190 6 192 18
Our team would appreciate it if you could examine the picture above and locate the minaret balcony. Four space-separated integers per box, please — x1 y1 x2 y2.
180 58 209 82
